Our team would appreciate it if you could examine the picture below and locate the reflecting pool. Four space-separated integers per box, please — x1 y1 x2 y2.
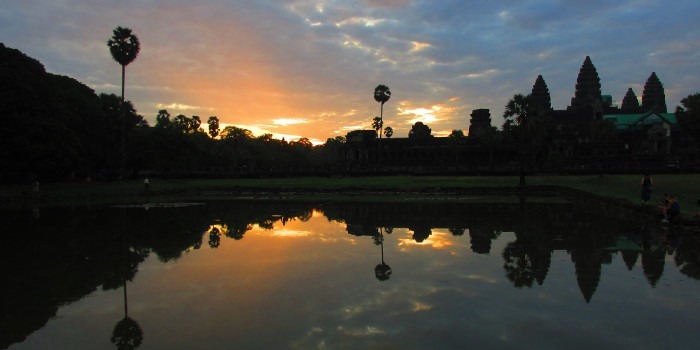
2 199 700 349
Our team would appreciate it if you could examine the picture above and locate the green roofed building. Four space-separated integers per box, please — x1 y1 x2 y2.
604 111 677 131
603 111 678 131
604 111 678 155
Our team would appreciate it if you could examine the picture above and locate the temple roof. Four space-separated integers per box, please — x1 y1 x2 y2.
604 111 676 130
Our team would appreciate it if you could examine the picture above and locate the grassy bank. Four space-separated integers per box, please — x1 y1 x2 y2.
2 174 699 215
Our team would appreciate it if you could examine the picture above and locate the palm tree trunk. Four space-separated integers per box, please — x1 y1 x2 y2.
378 103 383 168
519 155 526 186
121 64 126 179
380 102 384 141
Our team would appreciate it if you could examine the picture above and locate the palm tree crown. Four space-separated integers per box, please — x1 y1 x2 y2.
372 116 383 135
384 126 393 138
374 84 391 105
504 93 531 126
107 26 141 67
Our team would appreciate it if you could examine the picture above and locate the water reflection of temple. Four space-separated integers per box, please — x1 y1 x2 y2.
327 201 685 303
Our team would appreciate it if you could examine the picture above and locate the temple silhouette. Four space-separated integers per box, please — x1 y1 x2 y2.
344 56 686 173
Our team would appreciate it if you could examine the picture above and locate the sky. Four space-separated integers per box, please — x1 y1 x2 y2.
2 0 700 144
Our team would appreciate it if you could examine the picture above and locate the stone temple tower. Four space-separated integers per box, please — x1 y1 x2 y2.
620 88 640 113
530 75 552 115
570 56 604 119
642 72 667 113
468 109 492 138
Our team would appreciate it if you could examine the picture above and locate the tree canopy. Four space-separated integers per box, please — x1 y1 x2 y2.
107 26 141 67
677 92 700 148
408 122 432 139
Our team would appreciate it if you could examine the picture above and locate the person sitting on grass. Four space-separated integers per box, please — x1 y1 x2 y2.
661 194 680 223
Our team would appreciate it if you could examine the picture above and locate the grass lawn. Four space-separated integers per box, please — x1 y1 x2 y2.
2 174 699 215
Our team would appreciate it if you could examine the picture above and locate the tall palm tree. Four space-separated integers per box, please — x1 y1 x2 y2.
107 26 141 178
108 26 141 102
373 85 391 166
373 84 391 139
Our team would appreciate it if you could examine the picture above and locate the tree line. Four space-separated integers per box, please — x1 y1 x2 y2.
0 41 345 182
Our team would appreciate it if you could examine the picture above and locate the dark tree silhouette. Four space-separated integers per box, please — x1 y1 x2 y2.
207 116 220 138
374 228 392 281
503 94 531 126
372 116 383 138
503 94 532 186
408 122 432 139
502 241 535 288
208 227 221 248
111 317 143 350
677 93 700 149
383 126 393 138
448 129 467 168
155 109 172 128
410 226 432 242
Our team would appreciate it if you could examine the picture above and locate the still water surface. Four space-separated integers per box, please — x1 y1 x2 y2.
2 199 700 349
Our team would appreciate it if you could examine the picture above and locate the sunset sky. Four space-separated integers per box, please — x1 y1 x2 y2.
2 0 699 144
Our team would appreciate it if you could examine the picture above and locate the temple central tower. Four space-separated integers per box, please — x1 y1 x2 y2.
570 56 604 119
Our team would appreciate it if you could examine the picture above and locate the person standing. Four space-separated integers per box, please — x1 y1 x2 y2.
144 177 150 194
641 174 653 205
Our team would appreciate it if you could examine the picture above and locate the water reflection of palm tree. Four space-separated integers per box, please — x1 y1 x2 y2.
111 309 143 350
111 210 143 350
374 227 392 281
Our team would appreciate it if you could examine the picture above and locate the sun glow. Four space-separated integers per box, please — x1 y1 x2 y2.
272 118 309 126
409 41 431 52
156 102 207 111
399 104 452 124
271 229 312 237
